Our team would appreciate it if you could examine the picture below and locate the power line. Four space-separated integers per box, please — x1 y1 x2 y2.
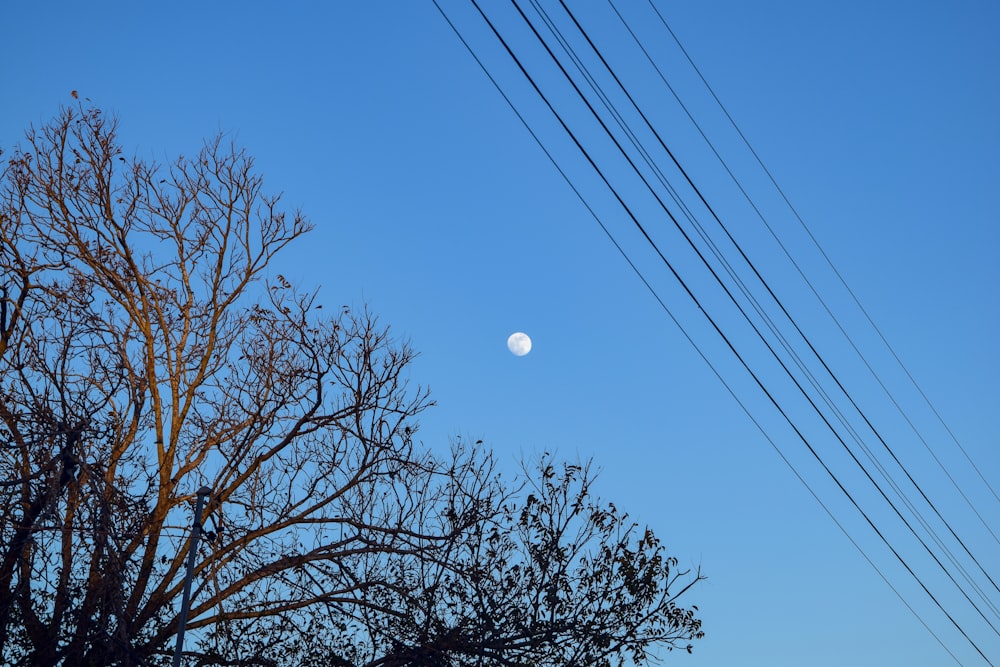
540 0 1000 617
434 1 997 660
506 0 999 640
428 5 968 663
432 7 962 665
637 0 1000 525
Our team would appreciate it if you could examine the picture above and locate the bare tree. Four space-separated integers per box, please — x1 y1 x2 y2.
0 103 703 667
316 452 705 667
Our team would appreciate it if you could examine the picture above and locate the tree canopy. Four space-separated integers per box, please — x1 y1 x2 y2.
0 102 703 666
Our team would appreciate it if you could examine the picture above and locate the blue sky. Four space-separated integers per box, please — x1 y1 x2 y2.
3 2 998 665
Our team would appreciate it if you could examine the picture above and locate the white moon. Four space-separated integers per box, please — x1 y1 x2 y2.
507 332 532 357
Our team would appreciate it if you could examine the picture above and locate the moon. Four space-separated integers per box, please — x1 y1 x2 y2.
507 332 532 357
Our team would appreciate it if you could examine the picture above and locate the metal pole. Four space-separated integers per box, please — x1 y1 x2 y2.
172 486 211 667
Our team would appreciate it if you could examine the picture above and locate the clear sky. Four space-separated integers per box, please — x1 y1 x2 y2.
3 2 998 665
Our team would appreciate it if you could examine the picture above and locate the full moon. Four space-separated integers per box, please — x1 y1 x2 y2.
507 332 532 357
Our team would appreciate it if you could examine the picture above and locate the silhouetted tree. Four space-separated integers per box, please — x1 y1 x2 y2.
324 454 704 667
0 103 703 666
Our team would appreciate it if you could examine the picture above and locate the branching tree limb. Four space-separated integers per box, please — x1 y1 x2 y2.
0 103 703 667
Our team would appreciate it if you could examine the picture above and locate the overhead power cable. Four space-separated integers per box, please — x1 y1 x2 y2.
538 0 1000 617
428 6 966 661
635 0 1000 526
508 0 1000 637
457 0 995 659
